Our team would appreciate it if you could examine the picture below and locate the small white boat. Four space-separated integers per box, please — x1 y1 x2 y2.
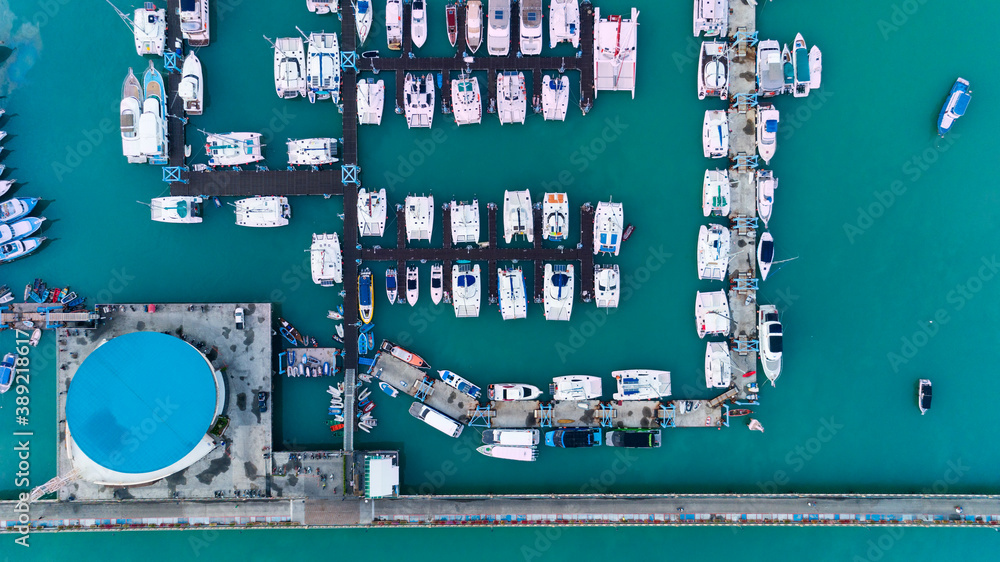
748 419 765 433
698 40 729 100
451 74 482 126
356 0 373 45
792 33 811 98
482 428 540 446
358 78 386 125
488 383 541 401
328 309 343 320
594 264 620 309
0 180 14 199
0 238 44 263
150 197 202 224
693 0 727 37
307 0 338 14
120 68 144 163
697 223 731 281
438 369 482 399
411 0 428 48
755 39 783 97
477 445 536 462
593 7 639 98
179 0 210 46
205 132 263 167
404 72 435 129
358 188 387 237
450 200 480 244
430 264 443 304
235 196 290 227
497 267 527 320
466 0 483 53
918 379 932 415
132 2 167 56
304 32 341 103
549 0 580 48
385 268 398 304
287 138 339 166
612 370 671 401
758 304 783 385
28 328 41 347
0 217 44 243
497 71 527 125
386 0 403 50
593 200 624 256
702 169 730 217
503 189 533 243
487 0 511 56
756 169 777 228
550 375 601 400
178 52 204 115
695 290 730 338
704 341 731 389
404 194 434 241
542 192 568 240
756 104 779 164
519 0 542 55
703 110 728 158
452 263 481 317
809 46 822 89
541 75 570 121
543 264 574 321
757 231 774 281
270 36 308 100
311 233 343 286
405 266 419 306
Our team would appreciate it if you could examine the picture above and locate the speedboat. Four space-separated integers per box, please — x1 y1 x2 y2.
139 61 168 164
693 0 727 37
382 341 430 368
542 192 568 240
404 73 435 129
307 0 338 14
359 268 374 324
702 110 728 158
358 78 386 125
379 381 398 397
809 45 822 89
430 264 443 304
791 33 811 98
385 268 398 304
0 353 14 394
696 223 730 281
541 75 570 121
756 104 779 164
497 71 526 124
695 290 730 338
612 370 671 400
543 264 574 321
0 198 39 224
287 138 339 166
550 375 601 400
179 0 210 46
757 231 774 281
594 265 620 309
756 39 783 97
405 266 419 306
356 0 373 45
545 428 601 448
178 52 204 115
466 0 483 53
482 429 540 446
549 0 580 48
497 267 527 320
120 68 144 163
310 233 343 286
702 169 730 217
487 0 511 56
358 188 388 236
235 196 290 227
386 0 403 50
205 132 263 166
756 169 777 228
704 341 731 388
0 217 44 243
488 383 541 401
938 78 971 136
593 200 624 256
452 263 481 317
593 8 639 98
270 36 308 99
404 194 434 241
450 200 480 244
304 32 341 103
606 430 661 448
698 40 729 100
132 2 167 56
150 197 202 224
503 189 533 243
758 304 783 385
918 379 932 415
446 5 458 47
411 0 428 48
519 0 542 55
477 445 537 462
781 44 794 94
451 74 482 125
0 238 43 263
438 369 482 399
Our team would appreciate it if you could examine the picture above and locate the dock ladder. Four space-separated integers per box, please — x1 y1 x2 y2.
467 405 494 428
598 403 615 427
657 403 676 428
162 166 189 184
342 165 360 186
733 337 759 355
537 403 554 427
164 51 181 74
413 377 434 402
278 351 288 375
733 154 759 171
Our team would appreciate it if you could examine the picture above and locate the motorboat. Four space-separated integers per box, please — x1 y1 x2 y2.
756 39 783 97
0 238 44 263
543 264 574 321
0 217 44 243
781 44 794 93
605 430 661 448
179 0 210 46
450 200 480 244
379 381 399 397
178 52 204 115
130 2 167 56
280 317 304 345
757 231 774 281
756 104 779 164
488 383 542 401
544 428 601 448
358 78 386 125
358 188 388 236
446 5 458 47
0 353 13 394
287 138 339 166
307 0 338 14
498 268 527 320
696 223 731 281
404 73 435 129
542 192 568 240
0 198 39 224
550 375 601 400
356 0 373 45
235 196 290 227
477 445 536 462
452 264 481 317
466 0 483 53
0 179 13 199
809 46 823 89
304 32 341 103
704 341 731 389
549 0 580 48
438 369 482 399
541 75 570 121
487 0 511 56
593 200 624 256
382 341 430 368
756 169 777 228
269 36 308 99
497 71 526 124
430 264 443 304
359 268 374 324
519 0 542 55
702 110 728 158
150 197 202 224
482 429 540 446
702 169 730 217
139 61 168 164
593 7 639 98
918 379 932 415
612 370 670 400
310 233 343 286
385 268 398 304
698 40 729 100
120 68 144 163
503 189 533 243
693 0 727 37
404 194 434 241
792 33 811 98
327 308 343 320
409 402 462 437
594 264 620 309
405 266 419 306
205 132 263 167
386 0 403 50
758 304 783 385
695 290 730 338
451 74 482 125
938 78 971 136
411 0 428 48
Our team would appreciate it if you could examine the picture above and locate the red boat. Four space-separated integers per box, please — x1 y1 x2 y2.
381 341 430 369
622 223 635 241
445 5 458 47
729 408 752 417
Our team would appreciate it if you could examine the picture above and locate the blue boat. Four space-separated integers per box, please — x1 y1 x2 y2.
0 217 44 243
379 381 399 398
0 237 45 263
544 428 602 448
938 78 971 136
0 198 39 224
358 333 369 355
0 352 14 393
438 369 482 400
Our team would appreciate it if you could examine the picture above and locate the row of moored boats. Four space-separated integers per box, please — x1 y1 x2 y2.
0 112 46 263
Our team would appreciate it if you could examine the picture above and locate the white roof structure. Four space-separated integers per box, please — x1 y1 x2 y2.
365 454 399 499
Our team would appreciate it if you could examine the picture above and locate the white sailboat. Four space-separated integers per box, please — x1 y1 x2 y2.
497 71 527 125
697 223 731 281
307 0 338 14
497 267 527 320
430 264 443 304
358 188 387 237
411 0 428 48
269 36 308 99
204 131 264 167
593 200 624 256
357 78 385 125
120 68 144 163
356 0 373 45
542 192 568 240
594 264 620 309
703 110 728 158
693 0 727 37
303 31 341 103
451 74 482 126
503 189 533 243
404 73 435 129
386 0 403 50
695 290 730 338
758 304 783 385
450 200 480 244
235 197 291 227
150 197 202 224
178 52 204 115
452 264 481 317
487 0 511 56
466 0 483 53
519 0 542 55
704 341 731 389
310 233 343 286
543 264 574 321
550 375 601 400
405 266 419 306
612 370 670 401
541 75 570 121
287 138 339 166
698 40 729 100
756 169 777 228
549 0 580 48
404 194 434 241
179 0 210 46
593 7 639 98
702 169 730 217
757 231 774 281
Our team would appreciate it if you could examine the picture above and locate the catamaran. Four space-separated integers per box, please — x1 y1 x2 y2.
307 0 338 14
179 0 210 46
310 233 343 286
756 104 779 164
205 131 263 167
693 0 727 37
695 290 730 338
705 341 731 389
612 370 670 401
303 31 341 103
487 0 511 56
139 61 168 165
488 383 541 401
519 0 542 55
411 0 428 48
404 73 435 129
756 39 783 97
358 188 387 237
451 74 482 126
385 268 398 304
702 169 730 217
359 268 374 324
120 68 144 163
698 40 729 100
594 264 620 309
497 267 527 320
593 200 624 256
541 75 570 121
938 78 971 136
550 375 601 400
405 266 419 306
405 194 434 241
150 197 202 224
0 238 44 263
703 110 728 158
756 169 777 228
466 0 483 53
497 71 526 124
268 36 308 99
452 263 481 317
543 264 574 321
758 304 783 385
0 217 44 243
542 192 568 240
430 264 443 304
178 52 204 115
287 138 339 166
234 196 290 227
438 369 482 399
503 189 533 243
757 231 774 281
0 198 38 224
358 78 386 125
593 7 639 98
356 0 373 45
791 33 811 98
549 0 580 48
117 1 166 56
697 223 730 281
482 429 540 446
450 200 480 244
477 445 537 461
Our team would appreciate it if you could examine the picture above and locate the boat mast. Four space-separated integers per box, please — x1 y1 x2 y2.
106 0 136 33
262 35 291 58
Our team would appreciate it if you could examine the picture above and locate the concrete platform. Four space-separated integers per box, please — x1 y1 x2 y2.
270 451 346 500
670 399 724 429
281 347 342 377
372 352 476 423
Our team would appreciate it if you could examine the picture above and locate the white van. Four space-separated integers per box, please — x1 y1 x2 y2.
409 403 464 438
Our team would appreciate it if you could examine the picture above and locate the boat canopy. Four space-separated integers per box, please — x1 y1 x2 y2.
952 91 971 117
765 119 778 133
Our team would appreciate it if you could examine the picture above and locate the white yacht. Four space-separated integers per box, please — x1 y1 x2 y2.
497 71 526 125
310 233 343 286
550 375 601 401
519 0 542 55
693 0 727 37
756 169 777 228
287 138 339 166
430 264 443 304
405 266 419 306
593 200 624 256
477 445 537 462
702 169 730 217
270 37 308 99
758 304 783 385
450 200 480 244
405 194 434 241
756 105 779 164
357 78 385 125
356 0 373 45
452 264 481 317
205 132 263 167
404 73 435 129
451 74 482 126
411 0 428 48
697 223 731 281
593 7 639 98
549 0 580 48
304 32 341 103
178 52 204 115
482 428 540 446
150 197 202 224
702 109 728 158
594 265 620 309
757 231 774 281
503 189 533 243
542 192 568 240
386 0 403 50
139 61 167 164
120 68 144 163
179 0 210 46
698 40 729 100
358 188 387 237
487 0 511 56
543 264 574 321
756 39 784 97
385 268 398 304
307 0 338 14
612 370 670 401
541 75 570 121
792 33 811 98
235 197 290 227
497 268 527 320
704 341 731 389
133 2 167 56
809 46 823 89
466 0 483 53
695 290 730 338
